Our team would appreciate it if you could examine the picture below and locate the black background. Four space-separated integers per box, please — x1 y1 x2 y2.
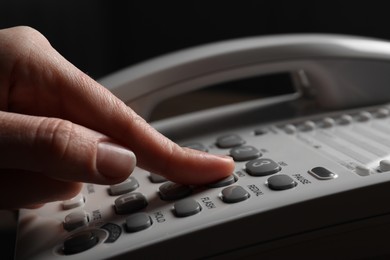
1 1 390 80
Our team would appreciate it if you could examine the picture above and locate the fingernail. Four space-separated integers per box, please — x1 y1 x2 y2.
214 154 233 160
96 142 136 179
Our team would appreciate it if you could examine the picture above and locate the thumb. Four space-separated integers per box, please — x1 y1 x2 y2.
0 111 136 184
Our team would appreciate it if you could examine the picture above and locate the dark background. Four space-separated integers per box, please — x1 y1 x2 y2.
3 1 390 120
1 1 390 80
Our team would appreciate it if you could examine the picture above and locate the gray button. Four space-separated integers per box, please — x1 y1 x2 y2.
254 128 268 135
230 146 261 161
216 134 245 148
375 108 389 118
174 198 202 217
149 173 167 183
114 192 148 215
62 193 85 210
380 160 390 172
338 114 353 125
208 175 237 188
245 158 281 176
322 117 335 128
109 177 139 196
267 175 297 190
221 185 250 203
308 167 338 180
301 121 316 131
63 230 99 255
159 182 192 201
357 111 372 122
63 211 89 231
284 124 296 134
182 142 208 152
101 223 122 243
125 212 152 232
355 165 370 176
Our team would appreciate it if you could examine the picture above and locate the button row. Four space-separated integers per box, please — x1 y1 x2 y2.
282 109 390 134
118 175 299 239
114 172 297 216
63 175 302 240
123 197 203 233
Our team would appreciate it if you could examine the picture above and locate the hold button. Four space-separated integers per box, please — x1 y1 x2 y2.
309 167 338 180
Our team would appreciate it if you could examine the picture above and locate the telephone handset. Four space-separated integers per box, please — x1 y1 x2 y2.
100 33 390 119
15 34 390 259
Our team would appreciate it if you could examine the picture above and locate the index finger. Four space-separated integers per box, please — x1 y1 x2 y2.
67 74 235 184
3 26 235 185
63 73 235 184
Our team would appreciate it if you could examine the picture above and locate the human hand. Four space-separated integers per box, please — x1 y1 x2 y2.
0 26 234 209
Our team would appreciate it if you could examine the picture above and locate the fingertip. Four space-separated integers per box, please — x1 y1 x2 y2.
160 148 235 185
203 153 236 180
24 203 45 209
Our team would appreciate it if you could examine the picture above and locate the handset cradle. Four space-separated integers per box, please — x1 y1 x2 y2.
100 34 390 119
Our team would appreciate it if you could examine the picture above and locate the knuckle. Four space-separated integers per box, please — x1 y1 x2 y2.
35 118 74 160
3 26 52 59
159 139 180 175
11 26 50 46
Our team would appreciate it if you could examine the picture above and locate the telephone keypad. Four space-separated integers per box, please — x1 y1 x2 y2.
20 104 390 259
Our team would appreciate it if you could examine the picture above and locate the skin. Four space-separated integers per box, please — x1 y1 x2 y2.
0 26 234 209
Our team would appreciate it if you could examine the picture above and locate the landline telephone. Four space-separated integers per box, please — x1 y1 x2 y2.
14 34 390 259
